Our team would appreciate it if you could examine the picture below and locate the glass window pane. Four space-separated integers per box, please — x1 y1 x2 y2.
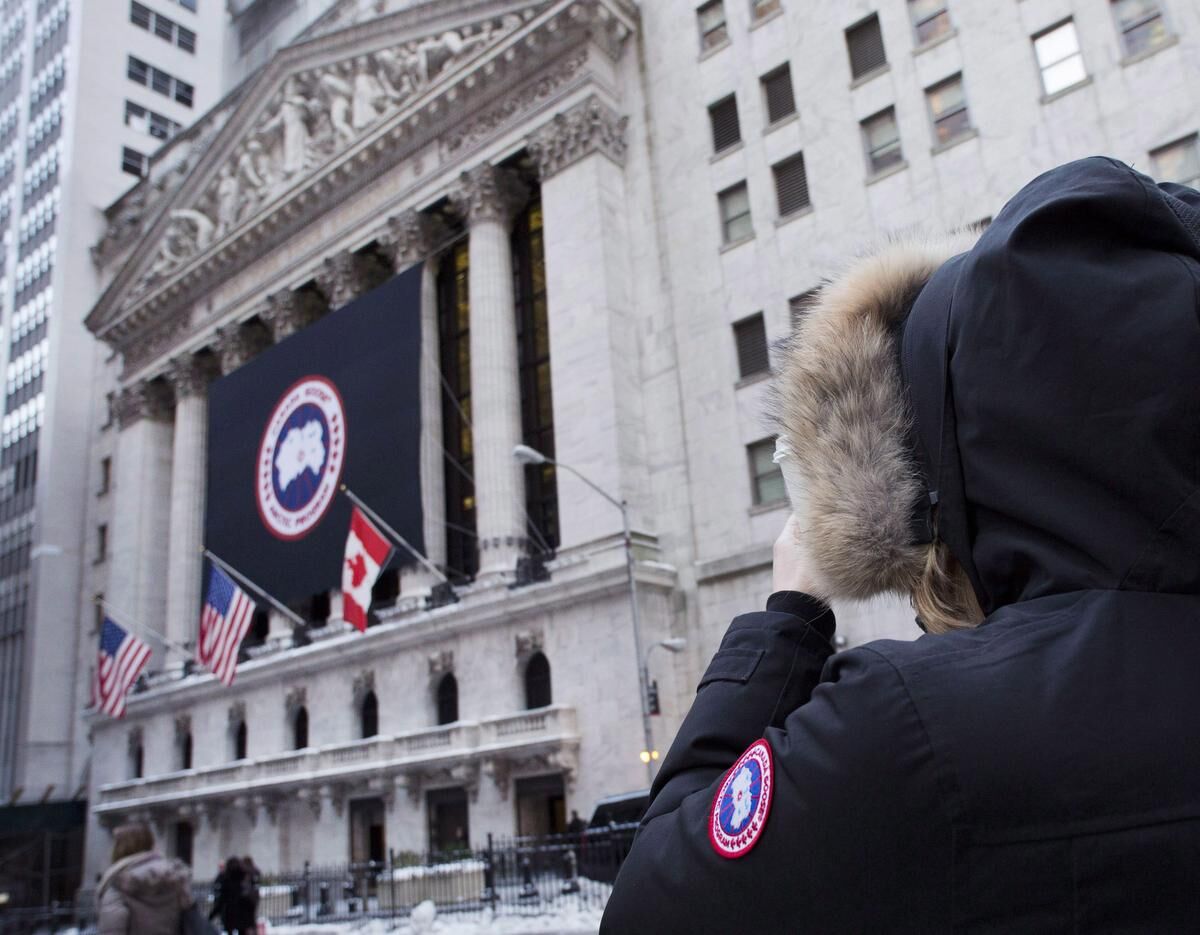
1041 56 1087 94
726 212 753 242
151 69 171 94
1122 15 1168 55
1034 22 1079 68
720 184 750 222
928 78 963 118
756 471 786 505
1113 0 1159 29
698 1 725 32
934 108 970 143
1152 137 1200 184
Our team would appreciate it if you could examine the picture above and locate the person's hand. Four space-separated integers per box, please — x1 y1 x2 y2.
772 513 822 596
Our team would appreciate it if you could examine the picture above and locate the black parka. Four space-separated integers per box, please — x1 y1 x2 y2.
602 158 1200 933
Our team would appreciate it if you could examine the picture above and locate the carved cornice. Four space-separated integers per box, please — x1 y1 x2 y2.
258 288 319 342
448 163 529 226
527 93 627 180
166 354 218 401
115 382 172 428
382 209 451 269
214 321 271 375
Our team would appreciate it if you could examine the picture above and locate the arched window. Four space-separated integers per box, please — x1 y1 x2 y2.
133 744 144 779
361 690 379 739
293 706 309 749
436 673 458 726
524 652 552 709
234 721 247 760
180 732 193 771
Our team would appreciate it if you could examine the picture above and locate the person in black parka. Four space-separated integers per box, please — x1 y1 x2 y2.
209 856 256 935
602 157 1200 933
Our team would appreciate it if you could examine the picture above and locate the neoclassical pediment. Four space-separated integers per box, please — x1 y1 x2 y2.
88 0 636 356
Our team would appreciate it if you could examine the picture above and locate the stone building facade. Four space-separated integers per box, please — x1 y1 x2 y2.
77 0 1199 878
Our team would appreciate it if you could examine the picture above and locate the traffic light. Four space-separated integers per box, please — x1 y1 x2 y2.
647 679 661 716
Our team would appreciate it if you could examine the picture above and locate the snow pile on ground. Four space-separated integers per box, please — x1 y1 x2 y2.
263 904 603 934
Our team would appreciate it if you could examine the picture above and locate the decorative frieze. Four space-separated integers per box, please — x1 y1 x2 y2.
115 381 172 429
383 210 451 269
449 164 530 227
528 94 628 180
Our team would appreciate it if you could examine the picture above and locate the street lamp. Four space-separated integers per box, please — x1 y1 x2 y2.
513 444 658 782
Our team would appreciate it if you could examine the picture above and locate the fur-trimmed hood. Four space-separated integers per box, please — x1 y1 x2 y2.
772 157 1200 620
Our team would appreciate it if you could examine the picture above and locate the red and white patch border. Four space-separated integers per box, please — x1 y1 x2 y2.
709 738 774 859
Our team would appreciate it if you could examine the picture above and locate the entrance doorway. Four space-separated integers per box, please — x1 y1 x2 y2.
349 798 386 864
426 787 469 855
515 774 566 837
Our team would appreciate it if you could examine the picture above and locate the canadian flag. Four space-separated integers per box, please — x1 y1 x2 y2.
342 507 393 632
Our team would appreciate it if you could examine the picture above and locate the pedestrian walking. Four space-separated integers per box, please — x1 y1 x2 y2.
603 157 1200 932
96 822 193 934
241 855 261 922
208 856 257 934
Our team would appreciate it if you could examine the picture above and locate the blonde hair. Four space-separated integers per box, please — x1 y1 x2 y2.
111 822 154 863
912 537 985 634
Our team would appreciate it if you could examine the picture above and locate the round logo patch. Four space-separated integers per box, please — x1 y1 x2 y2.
256 376 346 541
709 738 774 859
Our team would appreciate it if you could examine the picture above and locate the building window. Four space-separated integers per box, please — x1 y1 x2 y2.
718 182 753 244
908 0 951 45
96 524 108 563
125 100 182 141
697 1 728 51
733 313 769 379
748 438 786 505
862 107 903 174
1151 134 1200 186
179 731 192 770
789 290 819 330
1034 20 1087 96
130 2 196 53
772 152 811 217
1111 0 1170 58
361 690 379 738
708 95 741 155
173 822 193 867
173 0 198 11
761 65 796 125
104 392 116 428
98 456 111 495
132 742 144 779
436 673 458 725
926 74 971 146
126 56 194 107
846 14 887 80
292 706 308 749
233 720 247 760
437 239 477 583
751 0 781 21
513 195 559 555
524 652 552 709
121 145 148 178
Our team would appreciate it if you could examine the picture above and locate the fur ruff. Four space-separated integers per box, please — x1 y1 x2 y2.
771 232 977 602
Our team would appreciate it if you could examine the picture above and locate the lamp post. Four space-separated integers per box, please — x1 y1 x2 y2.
513 444 658 783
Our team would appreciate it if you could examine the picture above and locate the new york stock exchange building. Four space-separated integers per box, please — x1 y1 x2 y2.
78 0 939 878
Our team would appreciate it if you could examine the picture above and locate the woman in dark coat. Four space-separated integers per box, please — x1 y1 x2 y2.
604 158 1200 932
208 856 256 934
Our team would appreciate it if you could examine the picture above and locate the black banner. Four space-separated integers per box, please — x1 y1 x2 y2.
205 266 424 603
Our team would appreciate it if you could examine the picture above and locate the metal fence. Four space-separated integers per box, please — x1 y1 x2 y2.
0 823 639 933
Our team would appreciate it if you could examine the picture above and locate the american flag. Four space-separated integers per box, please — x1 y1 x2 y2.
199 564 257 686
94 617 151 719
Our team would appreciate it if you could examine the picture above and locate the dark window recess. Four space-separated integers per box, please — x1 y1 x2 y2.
862 107 903 174
130 1 152 28
127 56 149 84
121 145 147 178
132 744 143 778
773 152 811 217
1112 0 1170 57
234 721 247 760
909 0 952 45
846 14 887 79
524 652 552 709
762 66 796 124
733 313 770 378
180 732 192 770
370 568 399 616
789 290 819 330
708 95 741 153
292 706 308 749
96 524 108 562
174 822 193 866
512 194 558 556
361 690 379 738
98 457 111 494
175 81 193 107
436 673 458 725
437 239 478 582
177 26 196 52
749 437 786 505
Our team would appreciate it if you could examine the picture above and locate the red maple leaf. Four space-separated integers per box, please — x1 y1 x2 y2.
346 552 367 588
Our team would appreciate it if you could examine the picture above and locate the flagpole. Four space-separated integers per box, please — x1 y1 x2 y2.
94 597 198 664
202 549 307 627
340 485 449 584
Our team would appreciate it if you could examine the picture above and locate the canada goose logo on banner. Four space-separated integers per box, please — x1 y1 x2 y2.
256 375 346 540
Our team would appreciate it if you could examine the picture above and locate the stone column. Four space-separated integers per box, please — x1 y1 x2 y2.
109 381 174 650
164 355 215 666
450 164 529 580
527 96 646 551
386 210 450 593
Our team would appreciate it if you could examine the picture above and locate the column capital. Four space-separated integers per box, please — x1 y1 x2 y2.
165 354 217 401
213 321 269 375
382 210 451 270
528 95 628 181
115 381 172 428
449 164 529 227
258 288 319 342
315 251 369 309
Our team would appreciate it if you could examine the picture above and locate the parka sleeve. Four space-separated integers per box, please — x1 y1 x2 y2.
601 598 951 934
96 886 130 935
